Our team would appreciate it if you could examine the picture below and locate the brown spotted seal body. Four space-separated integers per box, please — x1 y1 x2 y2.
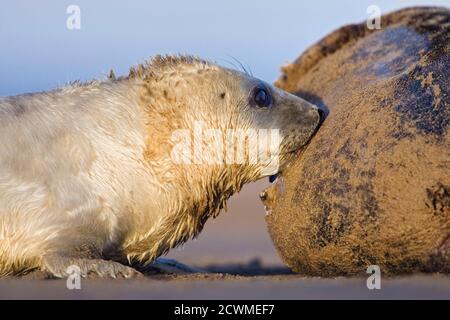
0 55 321 277
263 7 450 276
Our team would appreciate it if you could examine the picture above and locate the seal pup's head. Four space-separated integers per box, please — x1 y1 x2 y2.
131 55 321 183
125 55 321 261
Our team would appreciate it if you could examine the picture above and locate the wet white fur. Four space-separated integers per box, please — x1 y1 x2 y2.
0 79 164 274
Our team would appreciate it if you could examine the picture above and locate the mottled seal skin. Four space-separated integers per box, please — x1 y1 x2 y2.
263 7 450 276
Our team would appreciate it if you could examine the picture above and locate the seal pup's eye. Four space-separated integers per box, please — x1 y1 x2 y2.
251 86 272 108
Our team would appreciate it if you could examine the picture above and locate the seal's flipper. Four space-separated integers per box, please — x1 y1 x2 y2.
42 255 141 279
134 258 204 275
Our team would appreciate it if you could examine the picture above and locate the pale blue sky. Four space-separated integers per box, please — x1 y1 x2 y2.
0 0 447 95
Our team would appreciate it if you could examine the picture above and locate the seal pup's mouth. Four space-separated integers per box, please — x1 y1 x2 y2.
268 108 326 184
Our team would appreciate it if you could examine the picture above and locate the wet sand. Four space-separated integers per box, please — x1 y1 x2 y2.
2 274 450 299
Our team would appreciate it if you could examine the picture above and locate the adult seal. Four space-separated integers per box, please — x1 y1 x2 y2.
262 7 450 276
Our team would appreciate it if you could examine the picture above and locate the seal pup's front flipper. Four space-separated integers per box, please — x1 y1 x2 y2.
42 255 142 279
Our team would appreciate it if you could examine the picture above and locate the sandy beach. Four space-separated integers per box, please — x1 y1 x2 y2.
2 274 450 300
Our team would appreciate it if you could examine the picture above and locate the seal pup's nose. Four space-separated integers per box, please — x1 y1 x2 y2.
317 108 328 126
317 108 326 125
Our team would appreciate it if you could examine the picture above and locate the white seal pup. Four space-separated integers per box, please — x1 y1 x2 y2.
0 55 321 277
